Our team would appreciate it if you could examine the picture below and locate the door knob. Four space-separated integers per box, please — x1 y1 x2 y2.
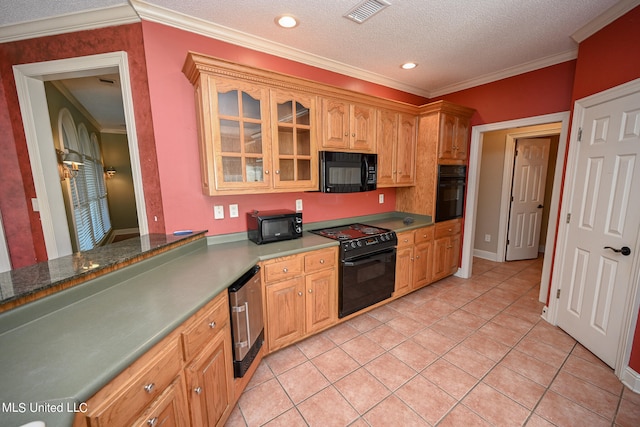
604 246 631 256
537 204 544 209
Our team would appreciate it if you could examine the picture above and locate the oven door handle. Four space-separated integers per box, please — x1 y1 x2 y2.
343 248 396 266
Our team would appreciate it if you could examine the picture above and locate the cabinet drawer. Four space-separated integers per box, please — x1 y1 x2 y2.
396 231 415 247
435 221 461 239
182 291 229 361
414 226 434 244
305 248 336 273
86 339 183 426
264 255 304 282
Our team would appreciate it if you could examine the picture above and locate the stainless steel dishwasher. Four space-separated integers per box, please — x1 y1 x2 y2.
228 265 264 378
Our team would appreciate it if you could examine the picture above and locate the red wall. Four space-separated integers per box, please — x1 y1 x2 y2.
0 24 165 268
140 21 422 235
571 5 640 371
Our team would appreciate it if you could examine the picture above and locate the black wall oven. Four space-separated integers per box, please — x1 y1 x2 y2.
436 165 466 222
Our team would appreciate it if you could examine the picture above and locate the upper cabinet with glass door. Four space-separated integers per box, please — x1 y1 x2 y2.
270 90 317 191
212 79 272 192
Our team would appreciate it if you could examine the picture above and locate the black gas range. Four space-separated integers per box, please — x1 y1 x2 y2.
310 224 397 318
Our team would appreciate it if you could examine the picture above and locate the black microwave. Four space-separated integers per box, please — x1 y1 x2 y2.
319 151 377 193
247 210 303 244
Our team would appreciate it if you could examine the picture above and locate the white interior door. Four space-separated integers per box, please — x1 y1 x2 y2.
506 138 550 261
556 89 640 368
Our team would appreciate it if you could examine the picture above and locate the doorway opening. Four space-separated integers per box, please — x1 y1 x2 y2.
457 112 570 307
13 52 148 259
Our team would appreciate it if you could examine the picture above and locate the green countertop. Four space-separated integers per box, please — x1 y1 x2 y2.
0 212 431 426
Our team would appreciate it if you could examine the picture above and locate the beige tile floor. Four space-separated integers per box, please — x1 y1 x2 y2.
226 257 640 426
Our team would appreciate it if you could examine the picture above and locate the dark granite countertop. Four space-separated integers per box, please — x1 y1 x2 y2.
0 231 207 308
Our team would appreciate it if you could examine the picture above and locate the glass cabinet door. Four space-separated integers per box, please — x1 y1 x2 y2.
214 80 271 190
270 90 317 190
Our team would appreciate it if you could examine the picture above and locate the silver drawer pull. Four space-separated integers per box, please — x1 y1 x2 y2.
147 417 158 427
143 383 155 393
194 387 202 394
209 321 216 329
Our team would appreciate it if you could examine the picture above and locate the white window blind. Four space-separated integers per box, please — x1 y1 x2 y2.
59 111 111 251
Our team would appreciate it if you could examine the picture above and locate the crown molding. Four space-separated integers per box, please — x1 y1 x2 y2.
130 0 432 98
429 49 578 98
0 4 140 43
572 0 640 43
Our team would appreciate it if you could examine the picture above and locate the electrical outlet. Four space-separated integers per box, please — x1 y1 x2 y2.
484 234 491 242
379 193 384 204
214 205 224 219
296 199 303 211
229 204 239 218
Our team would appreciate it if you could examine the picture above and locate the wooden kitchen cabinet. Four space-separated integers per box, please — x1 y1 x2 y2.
432 219 462 281
394 226 434 297
77 337 186 427
182 291 234 427
394 230 414 297
195 75 272 194
413 226 434 288
396 101 474 216
321 98 376 152
184 325 234 427
377 110 417 187
265 276 306 351
438 112 471 163
130 374 189 427
270 89 318 190
263 247 338 353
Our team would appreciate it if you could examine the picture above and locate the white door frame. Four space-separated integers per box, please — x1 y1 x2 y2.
0 210 11 272
13 51 148 259
549 78 640 385
497 127 561 263
458 112 570 307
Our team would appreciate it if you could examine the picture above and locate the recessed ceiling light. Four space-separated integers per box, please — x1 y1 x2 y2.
276 15 298 28
401 62 418 70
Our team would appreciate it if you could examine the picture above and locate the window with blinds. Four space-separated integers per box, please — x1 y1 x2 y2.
59 110 112 251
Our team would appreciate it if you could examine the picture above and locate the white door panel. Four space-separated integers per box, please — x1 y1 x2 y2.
506 138 550 260
557 90 640 368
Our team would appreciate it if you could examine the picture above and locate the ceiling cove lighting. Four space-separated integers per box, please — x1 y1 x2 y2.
401 62 418 70
276 15 298 28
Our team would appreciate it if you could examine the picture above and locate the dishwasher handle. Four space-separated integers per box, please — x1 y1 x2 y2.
228 265 260 292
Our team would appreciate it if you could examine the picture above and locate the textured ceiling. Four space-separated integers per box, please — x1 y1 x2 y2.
1 0 634 127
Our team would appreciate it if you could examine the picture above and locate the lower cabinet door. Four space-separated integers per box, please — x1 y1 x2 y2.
265 277 305 352
413 241 433 288
394 246 413 296
131 375 189 427
305 269 337 334
185 328 234 427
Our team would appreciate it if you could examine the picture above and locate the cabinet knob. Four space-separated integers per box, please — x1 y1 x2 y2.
283 267 288 273
416 255 420 259
147 417 159 427
308 289 313 293
298 291 303 296
275 170 280 174
209 321 216 329
319 259 325 264
448 228 452 232
344 132 349 136
352 133 356 137
194 386 202 395
265 170 270 174
143 383 155 393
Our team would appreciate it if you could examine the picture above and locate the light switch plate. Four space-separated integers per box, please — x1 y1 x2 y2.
296 199 303 211
214 205 224 219
229 204 239 218
378 194 384 204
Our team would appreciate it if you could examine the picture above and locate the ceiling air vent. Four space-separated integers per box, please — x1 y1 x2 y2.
344 0 390 24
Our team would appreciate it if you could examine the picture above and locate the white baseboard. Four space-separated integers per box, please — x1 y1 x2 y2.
622 366 640 393
473 249 499 262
